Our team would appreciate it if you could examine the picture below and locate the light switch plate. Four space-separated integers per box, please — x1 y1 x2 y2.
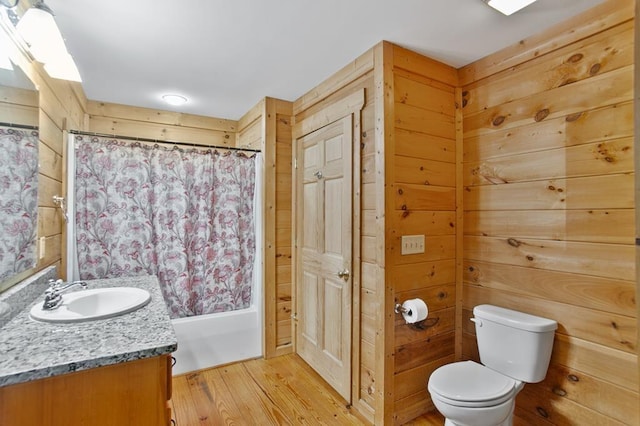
401 235 425 255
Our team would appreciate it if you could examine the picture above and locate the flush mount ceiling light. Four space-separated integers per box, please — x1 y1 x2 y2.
483 0 538 16
162 94 188 106
15 0 81 81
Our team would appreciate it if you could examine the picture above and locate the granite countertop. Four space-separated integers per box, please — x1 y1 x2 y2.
0 275 177 387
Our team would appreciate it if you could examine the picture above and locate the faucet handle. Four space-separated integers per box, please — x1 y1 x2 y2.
47 279 64 289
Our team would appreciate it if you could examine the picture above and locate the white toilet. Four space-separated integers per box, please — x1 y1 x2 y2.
427 304 557 426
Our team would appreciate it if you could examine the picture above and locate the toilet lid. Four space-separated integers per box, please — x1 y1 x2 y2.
428 361 515 407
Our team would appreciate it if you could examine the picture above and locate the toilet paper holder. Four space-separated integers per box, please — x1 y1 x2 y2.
394 303 412 315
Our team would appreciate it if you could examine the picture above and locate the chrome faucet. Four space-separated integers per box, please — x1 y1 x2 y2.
42 279 88 310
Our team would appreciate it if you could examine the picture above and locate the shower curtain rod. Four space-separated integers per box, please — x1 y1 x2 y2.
68 130 261 153
0 121 39 131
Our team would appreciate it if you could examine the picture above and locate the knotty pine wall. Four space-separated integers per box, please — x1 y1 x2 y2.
1 13 87 287
237 97 294 359
459 1 637 424
87 101 237 147
378 42 459 425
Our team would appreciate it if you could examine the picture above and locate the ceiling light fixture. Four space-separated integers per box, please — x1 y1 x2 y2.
162 94 188 106
483 0 537 16
15 0 81 81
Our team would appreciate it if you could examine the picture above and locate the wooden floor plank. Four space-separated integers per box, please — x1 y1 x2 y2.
276 356 369 423
250 355 364 424
171 353 445 425
242 357 336 424
184 370 231 425
220 362 292 425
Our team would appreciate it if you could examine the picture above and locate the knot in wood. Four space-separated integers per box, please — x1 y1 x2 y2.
507 238 522 247
552 387 567 397
567 53 584 63
536 407 549 419
535 108 550 122
589 63 601 76
492 115 506 126
398 188 404 195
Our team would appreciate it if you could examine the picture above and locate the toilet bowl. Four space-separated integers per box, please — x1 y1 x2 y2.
428 361 522 426
426 305 557 426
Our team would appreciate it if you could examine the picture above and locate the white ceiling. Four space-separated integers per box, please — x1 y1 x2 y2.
46 0 605 120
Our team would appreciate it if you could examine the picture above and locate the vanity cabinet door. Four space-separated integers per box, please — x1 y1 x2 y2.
0 355 171 426
166 354 173 425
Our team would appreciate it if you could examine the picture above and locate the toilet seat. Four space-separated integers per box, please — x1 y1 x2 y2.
428 361 516 408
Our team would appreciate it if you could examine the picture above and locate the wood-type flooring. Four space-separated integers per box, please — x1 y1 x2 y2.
171 353 444 425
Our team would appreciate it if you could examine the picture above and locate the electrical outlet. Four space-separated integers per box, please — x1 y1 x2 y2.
401 235 425 255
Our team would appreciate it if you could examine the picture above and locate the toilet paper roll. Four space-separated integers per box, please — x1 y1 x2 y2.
402 298 428 324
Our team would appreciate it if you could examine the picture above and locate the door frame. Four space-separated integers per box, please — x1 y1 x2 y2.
291 89 365 403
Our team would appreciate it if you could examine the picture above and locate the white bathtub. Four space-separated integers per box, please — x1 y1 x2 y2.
171 303 263 375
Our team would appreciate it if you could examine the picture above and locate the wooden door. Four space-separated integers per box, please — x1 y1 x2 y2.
295 115 353 401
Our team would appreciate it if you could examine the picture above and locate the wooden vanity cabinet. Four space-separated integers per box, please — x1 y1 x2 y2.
0 354 173 426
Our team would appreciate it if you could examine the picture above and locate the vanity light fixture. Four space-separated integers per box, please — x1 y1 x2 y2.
16 0 81 81
483 0 538 16
162 94 188 106
0 24 13 70
44 51 81 82
0 0 17 70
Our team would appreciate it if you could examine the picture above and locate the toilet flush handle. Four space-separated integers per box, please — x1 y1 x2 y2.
470 317 483 327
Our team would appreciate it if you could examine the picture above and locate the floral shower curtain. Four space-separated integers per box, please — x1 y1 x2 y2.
0 126 38 282
73 135 256 318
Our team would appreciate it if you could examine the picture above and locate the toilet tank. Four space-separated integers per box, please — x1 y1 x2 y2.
473 304 557 383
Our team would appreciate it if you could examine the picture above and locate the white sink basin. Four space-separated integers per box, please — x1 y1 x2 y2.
30 287 151 323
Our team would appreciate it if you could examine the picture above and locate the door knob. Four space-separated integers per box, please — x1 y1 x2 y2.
337 269 350 281
314 170 323 179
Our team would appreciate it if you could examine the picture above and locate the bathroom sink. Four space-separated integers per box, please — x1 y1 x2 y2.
30 287 151 323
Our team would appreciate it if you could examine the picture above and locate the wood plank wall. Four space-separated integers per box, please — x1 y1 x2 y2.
237 97 294 358
87 101 237 147
292 47 377 423
378 42 459 425
459 1 638 424
0 12 87 287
